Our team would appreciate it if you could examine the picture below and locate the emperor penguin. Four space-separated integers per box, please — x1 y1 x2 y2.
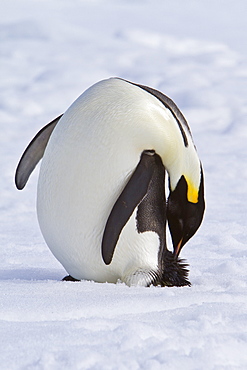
15 78 205 287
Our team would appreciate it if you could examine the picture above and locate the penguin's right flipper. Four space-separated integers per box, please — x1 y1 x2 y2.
101 150 159 265
15 115 62 190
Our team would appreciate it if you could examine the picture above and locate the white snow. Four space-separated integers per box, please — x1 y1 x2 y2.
0 0 247 369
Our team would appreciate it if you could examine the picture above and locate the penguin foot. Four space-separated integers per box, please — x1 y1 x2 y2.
123 269 158 287
155 251 191 287
62 275 80 282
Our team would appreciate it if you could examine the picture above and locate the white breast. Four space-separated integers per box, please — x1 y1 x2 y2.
37 78 184 284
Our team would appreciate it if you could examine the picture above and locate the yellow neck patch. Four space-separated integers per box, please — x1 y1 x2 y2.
184 176 199 203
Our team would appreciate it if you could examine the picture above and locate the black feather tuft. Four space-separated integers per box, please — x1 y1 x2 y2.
152 251 191 287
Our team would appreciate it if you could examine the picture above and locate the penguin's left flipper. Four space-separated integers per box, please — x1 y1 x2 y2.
102 150 160 265
15 115 62 190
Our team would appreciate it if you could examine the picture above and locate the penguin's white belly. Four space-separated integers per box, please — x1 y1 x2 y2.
36 79 175 284
37 137 160 283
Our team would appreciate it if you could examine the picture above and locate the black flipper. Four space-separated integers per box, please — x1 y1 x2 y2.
15 115 62 190
102 150 159 265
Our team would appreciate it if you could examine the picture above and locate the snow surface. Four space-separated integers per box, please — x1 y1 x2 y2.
1 0 247 369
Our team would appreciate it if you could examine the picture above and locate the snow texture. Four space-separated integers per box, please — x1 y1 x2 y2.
1 0 247 369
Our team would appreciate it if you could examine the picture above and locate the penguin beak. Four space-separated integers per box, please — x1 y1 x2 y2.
167 169 205 257
174 238 183 258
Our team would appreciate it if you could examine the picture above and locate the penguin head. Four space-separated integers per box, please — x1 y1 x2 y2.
167 166 205 257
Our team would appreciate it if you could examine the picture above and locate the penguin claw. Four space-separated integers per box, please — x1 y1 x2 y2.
62 275 80 282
